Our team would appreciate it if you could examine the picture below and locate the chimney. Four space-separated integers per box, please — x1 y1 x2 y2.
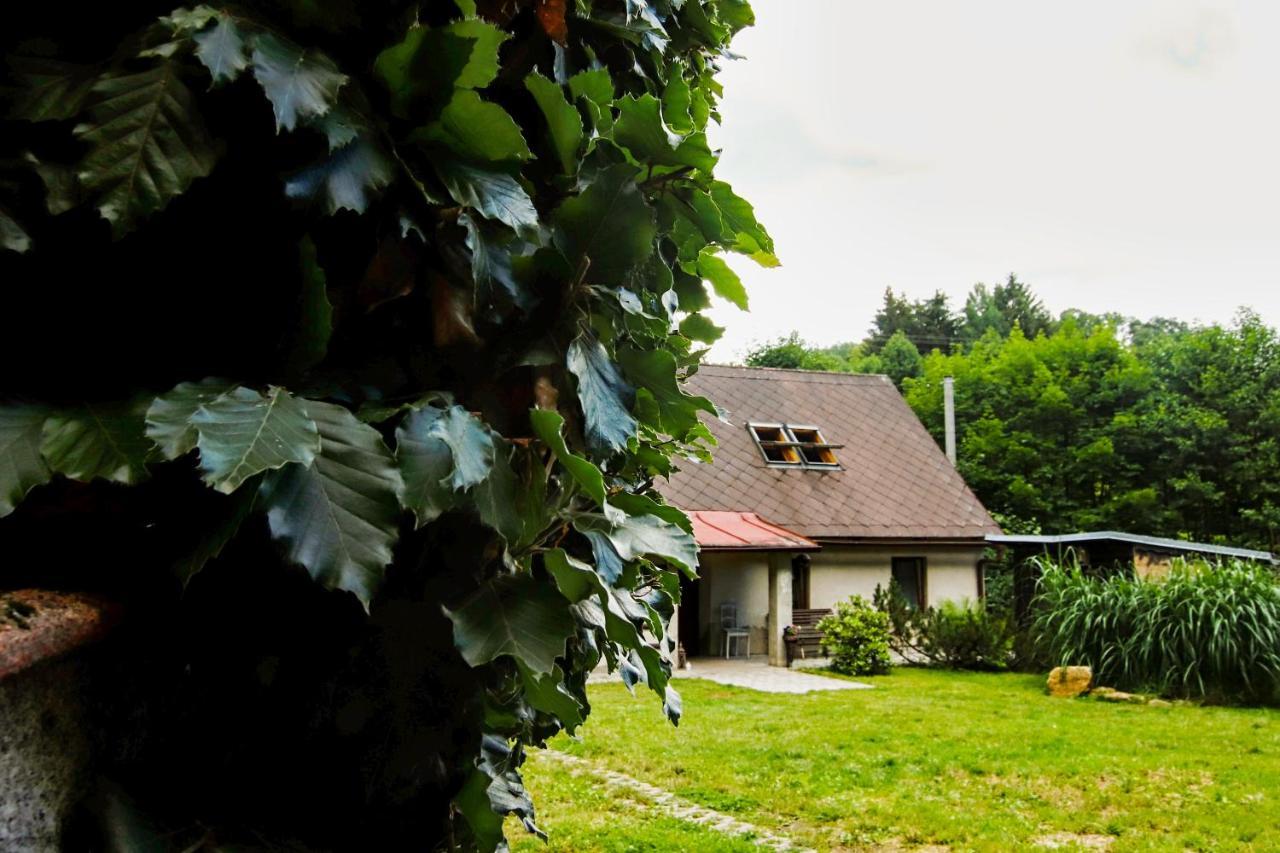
943 376 956 465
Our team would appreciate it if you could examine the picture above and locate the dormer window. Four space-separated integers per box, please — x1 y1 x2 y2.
748 423 842 469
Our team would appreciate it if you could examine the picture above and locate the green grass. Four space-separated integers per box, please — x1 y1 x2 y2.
512 668 1280 851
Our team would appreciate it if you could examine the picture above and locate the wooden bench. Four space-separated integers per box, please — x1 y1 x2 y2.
784 608 831 664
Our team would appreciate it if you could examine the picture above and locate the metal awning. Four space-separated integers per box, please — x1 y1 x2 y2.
987 531 1275 563
688 510 820 552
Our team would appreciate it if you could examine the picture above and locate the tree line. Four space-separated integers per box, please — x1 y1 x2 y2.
745 278 1280 551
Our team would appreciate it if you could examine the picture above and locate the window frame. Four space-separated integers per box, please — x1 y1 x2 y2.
891 556 928 610
747 422 842 469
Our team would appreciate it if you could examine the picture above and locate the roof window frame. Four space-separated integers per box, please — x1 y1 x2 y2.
747 422 843 470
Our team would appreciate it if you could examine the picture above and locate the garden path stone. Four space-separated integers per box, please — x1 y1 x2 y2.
540 750 815 852
589 656 871 694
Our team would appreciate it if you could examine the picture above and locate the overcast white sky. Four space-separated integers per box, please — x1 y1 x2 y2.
702 0 1280 361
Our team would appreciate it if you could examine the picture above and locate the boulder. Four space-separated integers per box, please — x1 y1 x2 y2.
1047 665 1092 698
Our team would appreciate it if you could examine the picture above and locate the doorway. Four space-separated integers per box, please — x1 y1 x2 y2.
678 572 702 656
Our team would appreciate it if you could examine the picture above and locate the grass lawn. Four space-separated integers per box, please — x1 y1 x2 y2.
511 667 1280 852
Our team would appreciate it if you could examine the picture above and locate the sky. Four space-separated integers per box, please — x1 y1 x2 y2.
702 0 1280 361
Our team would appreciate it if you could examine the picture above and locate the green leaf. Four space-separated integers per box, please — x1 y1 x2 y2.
460 212 530 311
259 400 403 606
618 346 715 438
395 407 457 526
375 20 508 116
0 404 52 516
612 94 716 171
173 486 256 587
605 512 698 574
396 404 495 516
518 662 584 730
525 73 583 174
445 573 574 676
568 67 614 108
544 548 607 603
284 138 392 214
25 153 82 216
250 33 347 132
472 442 525 544
679 312 724 343
580 528 625 585
710 179 778 266
6 55 98 122
191 386 320 494
435 159 539 237
0 207 31 254
607 491 693 532
193 13 249 83
41 401 151 485
415 90 532 163
662 72 693 133
553 163 655 285
697 248 748 310
282 236 332 374
567 335 637 453
529 408 606 506
73 63 218 237
145 378 237 460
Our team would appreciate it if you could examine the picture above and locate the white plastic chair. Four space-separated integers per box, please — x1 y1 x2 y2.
720 601 750 659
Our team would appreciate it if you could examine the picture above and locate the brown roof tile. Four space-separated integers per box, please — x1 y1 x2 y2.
658 365 1002 541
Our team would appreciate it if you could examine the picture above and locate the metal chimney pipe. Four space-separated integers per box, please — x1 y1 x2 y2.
943 376 956 465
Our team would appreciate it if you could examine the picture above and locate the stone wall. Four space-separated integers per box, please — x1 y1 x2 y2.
0 590 114 851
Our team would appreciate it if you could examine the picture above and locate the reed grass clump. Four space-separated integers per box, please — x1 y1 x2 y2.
1031 557 1280 703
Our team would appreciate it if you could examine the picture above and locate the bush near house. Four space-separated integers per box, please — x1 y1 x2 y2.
874 580 1014 670
815 596 892 676
1032 558 1280 704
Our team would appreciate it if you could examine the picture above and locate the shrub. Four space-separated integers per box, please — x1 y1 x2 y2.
874 580 1013 670
1032 558 1280 703
0 1 766 848
816 596 892 676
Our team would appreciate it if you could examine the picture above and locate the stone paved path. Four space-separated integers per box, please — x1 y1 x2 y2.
539 750 815 852
588 656 871 694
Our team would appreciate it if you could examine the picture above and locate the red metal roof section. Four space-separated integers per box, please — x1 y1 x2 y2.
689 510 820 551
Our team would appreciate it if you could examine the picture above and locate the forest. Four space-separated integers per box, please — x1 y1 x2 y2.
746 276 1280 551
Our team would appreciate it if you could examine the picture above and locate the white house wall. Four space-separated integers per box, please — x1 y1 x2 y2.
691 544 985 657
810 545 985 609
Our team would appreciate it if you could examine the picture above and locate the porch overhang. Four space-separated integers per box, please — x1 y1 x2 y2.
687 510 820 552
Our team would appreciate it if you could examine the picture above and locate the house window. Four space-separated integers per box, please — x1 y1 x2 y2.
748 423 841 469
791 554 811 609
891 557 927 609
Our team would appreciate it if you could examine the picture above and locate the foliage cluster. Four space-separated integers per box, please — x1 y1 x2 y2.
814 595 891 676
0 0 769 848
874 580 1013 671
1032 558 1280 704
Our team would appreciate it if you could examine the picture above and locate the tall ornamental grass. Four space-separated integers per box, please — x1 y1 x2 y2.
1032 558 1280 703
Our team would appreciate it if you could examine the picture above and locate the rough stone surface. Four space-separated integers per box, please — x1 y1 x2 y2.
1047 666 1092 698
0 657 93 852
0 590 116 851
0 590 116 680
1092 687 1142 704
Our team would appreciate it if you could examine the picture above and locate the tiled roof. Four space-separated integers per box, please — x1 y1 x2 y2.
688 510 820 551
658 365 1002 541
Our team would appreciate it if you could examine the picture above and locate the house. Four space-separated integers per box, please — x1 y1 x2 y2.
658 365 1001 667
